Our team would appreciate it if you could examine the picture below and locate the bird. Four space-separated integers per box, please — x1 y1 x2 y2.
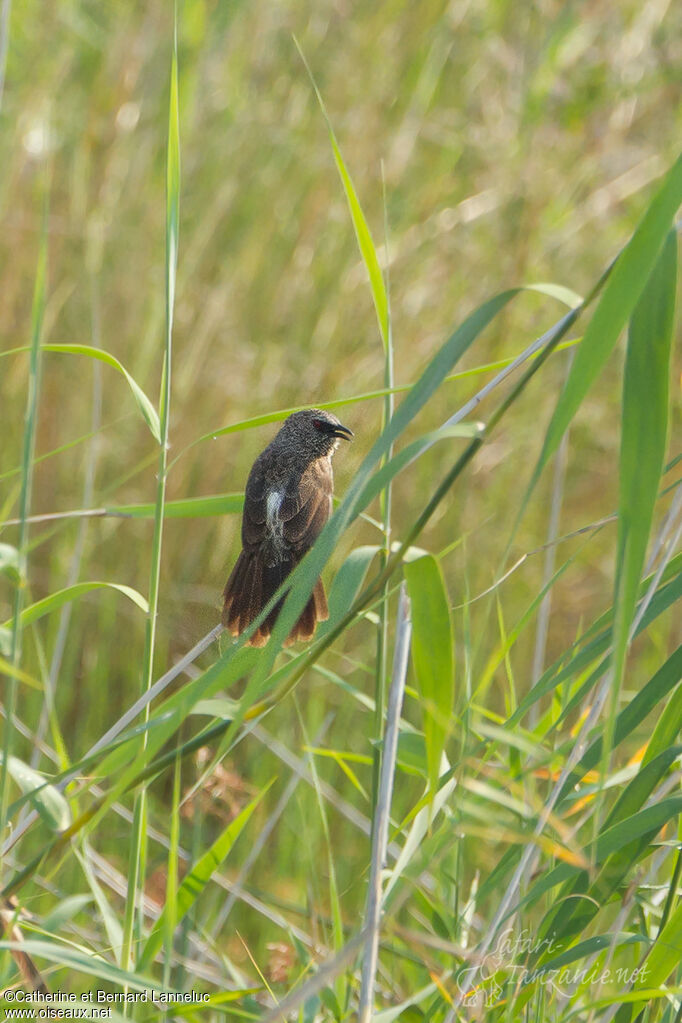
222 408 353 647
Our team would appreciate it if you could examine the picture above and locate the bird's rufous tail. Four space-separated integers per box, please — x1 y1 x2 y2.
222 551 328 647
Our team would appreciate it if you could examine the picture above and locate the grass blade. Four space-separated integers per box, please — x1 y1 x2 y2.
613 896 682 1022
136 784 269 972
1 755 70 831
0 940 163 994
359 585 411 1022
123 23 180 974
1 344 161 442
106 493 243 518
604 229 678 767
295 38 388 349
527 150 682 497
404 553 454 799
0 211 47 850
2 581 148 629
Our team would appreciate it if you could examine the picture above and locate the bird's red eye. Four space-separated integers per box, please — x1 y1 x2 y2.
312 418 325 431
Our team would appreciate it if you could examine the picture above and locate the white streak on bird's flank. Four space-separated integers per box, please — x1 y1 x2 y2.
266 490 284 537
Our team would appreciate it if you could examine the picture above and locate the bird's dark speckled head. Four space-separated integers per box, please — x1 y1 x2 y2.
278 408 353 458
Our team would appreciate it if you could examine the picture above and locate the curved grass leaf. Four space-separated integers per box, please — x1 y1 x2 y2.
42 895 93 932
3 344 161 443
644 667 682 768
2 581 149 629
1 755 70 831
404 554 454 797
190 697 242 718
384 770 457 904
526 282 583 307
106 492 244 518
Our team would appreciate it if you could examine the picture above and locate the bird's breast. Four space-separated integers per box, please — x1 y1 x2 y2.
265 490 285 545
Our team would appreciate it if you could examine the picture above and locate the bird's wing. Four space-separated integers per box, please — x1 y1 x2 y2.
241 455 333 555
241 457 268 549
281 459 333 555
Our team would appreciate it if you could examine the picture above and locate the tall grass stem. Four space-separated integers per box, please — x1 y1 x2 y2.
359 583 411 1022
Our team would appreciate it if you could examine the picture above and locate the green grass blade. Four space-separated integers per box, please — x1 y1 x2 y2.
0 544 21 582
404 554 454 799
1 344 161 442
555 643 682 802
295 38 388 348
168 334 580 471
2 581 148 629
535 746 682 953
1 754 71 831
352 424 483 513
508 559 682 726
613 897 682 1022
124 26 180 973
75 844 124 966
527 150 682 497
136 783 269 972
106 493 244 518
163 745 181 987
0 940 164 994
317 545 381 639
1 213 47 846
605 229 677 761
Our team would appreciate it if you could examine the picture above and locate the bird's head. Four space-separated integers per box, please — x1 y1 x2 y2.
281 408 353 458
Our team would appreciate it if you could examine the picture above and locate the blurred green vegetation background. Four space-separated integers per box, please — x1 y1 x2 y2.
1 0 681 995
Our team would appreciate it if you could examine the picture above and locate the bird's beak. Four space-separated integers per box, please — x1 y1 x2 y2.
331 423 353 440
